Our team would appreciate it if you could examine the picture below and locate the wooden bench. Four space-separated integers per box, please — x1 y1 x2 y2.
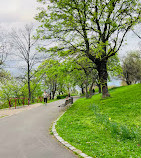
65 97 73 106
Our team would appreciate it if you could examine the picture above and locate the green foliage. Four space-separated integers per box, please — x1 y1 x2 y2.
0 70 10 83
37 59 69 96
0 74 44 109
36 0 141 60
56 94 68 99
122 51 141 85
108 54 122 77
35 0 141 97
56 84 141 157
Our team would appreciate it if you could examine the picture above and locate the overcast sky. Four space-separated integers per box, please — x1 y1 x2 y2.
0 0 140 62
0 0 140 55
0 0 38 23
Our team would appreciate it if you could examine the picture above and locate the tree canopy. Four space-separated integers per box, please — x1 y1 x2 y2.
36 0 141 97
122 51 141 85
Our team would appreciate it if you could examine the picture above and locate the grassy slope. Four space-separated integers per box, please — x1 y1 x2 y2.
56 84 141 158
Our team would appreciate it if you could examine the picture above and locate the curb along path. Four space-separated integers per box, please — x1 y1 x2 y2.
52 110 93 158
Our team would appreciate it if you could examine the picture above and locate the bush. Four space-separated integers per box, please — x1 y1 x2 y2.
57 94 68 99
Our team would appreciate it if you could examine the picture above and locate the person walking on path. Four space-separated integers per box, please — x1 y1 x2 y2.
43 91 48 105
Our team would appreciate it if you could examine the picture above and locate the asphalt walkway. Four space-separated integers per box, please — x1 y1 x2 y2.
0 98 78 158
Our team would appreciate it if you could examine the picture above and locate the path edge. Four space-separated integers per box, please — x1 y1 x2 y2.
0 103 42 120
52 111 93 158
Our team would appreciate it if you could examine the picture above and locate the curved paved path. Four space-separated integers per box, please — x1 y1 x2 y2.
0 98 78 158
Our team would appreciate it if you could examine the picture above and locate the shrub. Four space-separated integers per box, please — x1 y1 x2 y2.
57 94 68 99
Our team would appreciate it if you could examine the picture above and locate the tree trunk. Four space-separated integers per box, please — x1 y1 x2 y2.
97 83 102 93
85 83 89 98
50 92 51 100
126 72 132 85
52 91 56 99
52 82 57 100
85 76 89 98
81 84 84 94
27 62 31 103
82 87 84 94
89 82 94 96
97 60 110 98
27 32 31 104
126 80 132 85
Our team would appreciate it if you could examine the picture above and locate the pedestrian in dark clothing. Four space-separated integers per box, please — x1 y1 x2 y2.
43 91 48 104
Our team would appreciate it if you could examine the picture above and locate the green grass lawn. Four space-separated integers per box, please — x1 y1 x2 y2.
56 84 141 158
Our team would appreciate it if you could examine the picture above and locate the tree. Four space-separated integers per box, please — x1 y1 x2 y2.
9 24 39 102
36 0 141 97
63 54 121 97
0 32 10 81
122 51 141 85
37 59 62 99
0 76 22 104
65 57 97 98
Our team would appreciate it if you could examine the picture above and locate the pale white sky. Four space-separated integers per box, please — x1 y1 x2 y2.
119 29 140 58
0 0 140 57
0 0 38 23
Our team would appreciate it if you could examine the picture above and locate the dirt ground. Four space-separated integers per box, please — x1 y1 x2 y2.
0 103 42 118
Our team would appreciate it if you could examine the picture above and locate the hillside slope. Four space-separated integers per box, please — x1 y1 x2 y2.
56 84 141 158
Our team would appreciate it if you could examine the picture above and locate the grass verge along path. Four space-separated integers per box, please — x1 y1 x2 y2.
56 84 141 158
